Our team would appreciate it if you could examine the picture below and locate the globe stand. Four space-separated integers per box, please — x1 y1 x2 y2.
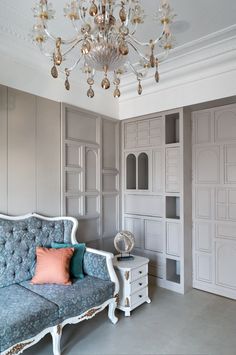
117 253 134 261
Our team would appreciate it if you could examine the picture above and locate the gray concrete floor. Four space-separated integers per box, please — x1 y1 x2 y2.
25 286 236 355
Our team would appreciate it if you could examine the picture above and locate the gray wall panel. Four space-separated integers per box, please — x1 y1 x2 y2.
1 85 61 216
36 97 61 216
8 88 36 214
0 85 8 213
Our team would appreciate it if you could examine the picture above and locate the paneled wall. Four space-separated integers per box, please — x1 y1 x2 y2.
62 104 120 249
192 103 236 300
0 85 120 250
0 85 61 216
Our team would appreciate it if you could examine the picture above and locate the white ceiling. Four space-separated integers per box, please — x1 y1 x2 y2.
0 0 236 87
0 0 236 118
1 0 236 46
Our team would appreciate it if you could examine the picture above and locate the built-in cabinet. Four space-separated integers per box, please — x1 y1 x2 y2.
192 103 236 299
122 109 192 294
62 104 120 249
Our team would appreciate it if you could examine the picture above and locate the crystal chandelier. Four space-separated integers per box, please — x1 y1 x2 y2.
31 0 176 98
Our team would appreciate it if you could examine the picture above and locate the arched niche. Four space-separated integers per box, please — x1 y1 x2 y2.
138 153 149 190
126 154 136 189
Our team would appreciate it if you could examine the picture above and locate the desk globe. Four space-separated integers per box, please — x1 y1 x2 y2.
114 231 135 261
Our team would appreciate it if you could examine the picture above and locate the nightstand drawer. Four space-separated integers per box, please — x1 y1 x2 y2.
130 286 148 307
131 275 148 294
131 264 148 282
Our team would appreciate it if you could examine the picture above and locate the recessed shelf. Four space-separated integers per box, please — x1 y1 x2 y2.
165 113 180 144
166 196 180 219
166 258 180 284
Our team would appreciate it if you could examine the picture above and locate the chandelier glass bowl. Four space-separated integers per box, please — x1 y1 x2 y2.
31 0 176 98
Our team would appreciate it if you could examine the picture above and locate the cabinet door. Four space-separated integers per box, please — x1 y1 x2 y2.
125 122 137 149
124 217 143 249
166 147 180 193
166 222 181 257
216 240 236 290
145 219 164 253
137 120 149 147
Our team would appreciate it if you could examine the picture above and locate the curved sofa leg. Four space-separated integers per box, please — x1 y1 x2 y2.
108 299 118 325
51 325 62 355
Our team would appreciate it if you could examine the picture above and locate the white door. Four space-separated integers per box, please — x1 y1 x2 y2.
192 104 236 300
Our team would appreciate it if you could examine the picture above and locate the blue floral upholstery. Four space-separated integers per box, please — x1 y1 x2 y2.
20 276 115 321
83 251 110 281
0 217 73 288
0 284 58 353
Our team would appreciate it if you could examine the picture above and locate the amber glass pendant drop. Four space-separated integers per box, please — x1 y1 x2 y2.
114 86 121 98
87 86 95 98
65 76 70 91
89 1 98 16
101 76 110 90
138 80 142 95
51 65 58 79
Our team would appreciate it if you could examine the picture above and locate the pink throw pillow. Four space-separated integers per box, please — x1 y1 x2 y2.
31 247 74 285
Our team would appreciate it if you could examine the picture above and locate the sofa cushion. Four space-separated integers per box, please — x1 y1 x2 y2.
20 276 115 321
0 284 59 353
0 217 74 288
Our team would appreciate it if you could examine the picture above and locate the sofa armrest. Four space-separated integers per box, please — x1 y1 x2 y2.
83 248 119 296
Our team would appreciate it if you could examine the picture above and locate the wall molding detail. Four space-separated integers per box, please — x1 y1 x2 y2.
120 25 236 99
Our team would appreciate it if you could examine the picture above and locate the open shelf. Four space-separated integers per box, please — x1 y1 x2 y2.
166 196 180 219
166 258 180 284
165 113 180 144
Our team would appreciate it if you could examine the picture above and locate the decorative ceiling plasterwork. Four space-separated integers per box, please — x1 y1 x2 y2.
0 0 236 105
120 24 236 101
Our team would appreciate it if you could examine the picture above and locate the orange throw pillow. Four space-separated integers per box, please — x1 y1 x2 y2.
31 247 74 285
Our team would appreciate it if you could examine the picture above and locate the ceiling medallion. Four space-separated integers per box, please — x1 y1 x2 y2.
31 0 176 98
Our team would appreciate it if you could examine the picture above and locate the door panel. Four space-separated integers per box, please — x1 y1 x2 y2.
192 104 236 299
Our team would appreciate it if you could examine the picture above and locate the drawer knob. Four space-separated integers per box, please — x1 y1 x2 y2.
139 271 142 274
139 295 143 298
139 283 143 286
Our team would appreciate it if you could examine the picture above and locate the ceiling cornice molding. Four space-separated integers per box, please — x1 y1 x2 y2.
119 25 236 102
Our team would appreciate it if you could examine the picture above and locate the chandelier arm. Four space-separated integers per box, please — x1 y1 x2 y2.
42 21 79 45
128 30 165 47
38 43 53 58
62 38 84 57
127 41 149 64
152 31 166 46
127 61 141 78
125 6 132 27
61 55 83 73
129 23 138 37
71 19 81 34
78 0 88 25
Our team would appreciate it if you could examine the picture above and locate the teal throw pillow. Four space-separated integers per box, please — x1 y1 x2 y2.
51 242 86 279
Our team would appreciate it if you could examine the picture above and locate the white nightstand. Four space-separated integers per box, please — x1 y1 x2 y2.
113 255 151 317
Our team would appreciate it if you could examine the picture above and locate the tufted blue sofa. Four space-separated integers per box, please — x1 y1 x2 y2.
0 213 119 355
